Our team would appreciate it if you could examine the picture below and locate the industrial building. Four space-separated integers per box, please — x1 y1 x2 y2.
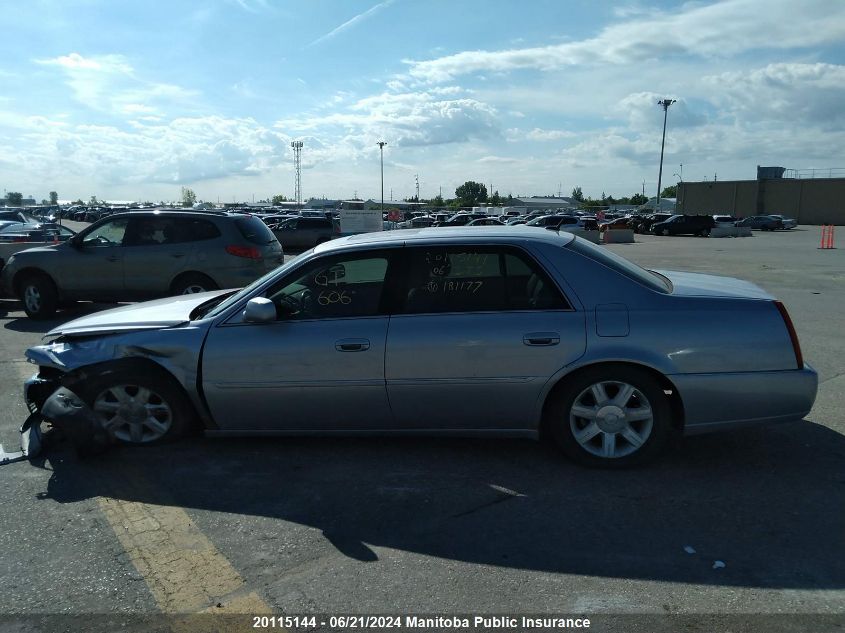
677 167 844 224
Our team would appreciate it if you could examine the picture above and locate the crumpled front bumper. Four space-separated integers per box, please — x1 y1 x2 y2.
5 374 111 461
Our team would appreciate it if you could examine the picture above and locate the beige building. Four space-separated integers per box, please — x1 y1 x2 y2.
677 177 844 225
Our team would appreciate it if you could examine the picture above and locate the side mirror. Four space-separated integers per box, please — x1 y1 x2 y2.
243 297 276 323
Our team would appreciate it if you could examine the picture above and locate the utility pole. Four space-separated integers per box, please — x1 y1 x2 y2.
656 99 676 211
642 181 645 198
377 141 387 215
415 174 419 202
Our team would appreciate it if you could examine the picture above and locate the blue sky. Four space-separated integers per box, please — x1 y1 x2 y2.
2 0 844 203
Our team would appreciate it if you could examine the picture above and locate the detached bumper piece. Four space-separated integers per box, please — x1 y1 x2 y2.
40 387 111 457
0 413 43 465
7 375 113 462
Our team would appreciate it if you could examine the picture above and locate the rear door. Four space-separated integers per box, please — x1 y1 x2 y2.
385 245 586 431
122 216 200 297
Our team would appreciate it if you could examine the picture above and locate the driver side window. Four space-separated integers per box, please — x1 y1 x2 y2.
82 218 129 247
264 254 390 320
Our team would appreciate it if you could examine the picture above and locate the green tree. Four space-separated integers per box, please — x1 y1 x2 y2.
49 191 58 205
570 186 584 202
490 190 502 206
271 194 288 205
660 184 677 198
454 181 487 207
431 194 444 207
89 195 99 205
72 198 84 205
6 191 23 205
629 193 648 206
181 187 197 208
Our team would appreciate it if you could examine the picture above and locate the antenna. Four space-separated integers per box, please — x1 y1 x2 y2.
415 174 419 201
290 141 303 206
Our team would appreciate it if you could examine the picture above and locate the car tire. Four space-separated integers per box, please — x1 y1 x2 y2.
20 274 58 320
171 273 218 295
78 366 193 446
545 365 673 468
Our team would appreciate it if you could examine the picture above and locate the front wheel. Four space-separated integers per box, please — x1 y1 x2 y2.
78 367 193 445
545 366 673 467
20 274 58 320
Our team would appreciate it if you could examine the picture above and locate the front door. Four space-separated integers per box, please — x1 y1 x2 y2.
386 245 586 431
202 250 397 431
61 217 129 300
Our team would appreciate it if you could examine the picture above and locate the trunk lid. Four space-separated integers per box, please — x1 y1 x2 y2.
655 269 774 300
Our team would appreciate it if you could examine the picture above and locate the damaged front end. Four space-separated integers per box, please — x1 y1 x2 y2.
1 381 108 464
8 322 209 462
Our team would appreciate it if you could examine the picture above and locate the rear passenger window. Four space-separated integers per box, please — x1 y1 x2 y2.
176 218 221 242
301 218 330 229
401 247 569 314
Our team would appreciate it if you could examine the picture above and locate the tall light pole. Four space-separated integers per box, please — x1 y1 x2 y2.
290 141 303 206
656 99 675 211
377 141 387 215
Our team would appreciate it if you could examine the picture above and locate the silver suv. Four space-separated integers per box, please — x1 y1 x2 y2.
1 210 284 319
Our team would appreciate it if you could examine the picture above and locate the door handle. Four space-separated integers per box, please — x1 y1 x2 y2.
335 338 370 352
523 332 560 346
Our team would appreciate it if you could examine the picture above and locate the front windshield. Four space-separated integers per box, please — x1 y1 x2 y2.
200 248 315 320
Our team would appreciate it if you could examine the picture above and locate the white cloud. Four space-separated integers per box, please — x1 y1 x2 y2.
704 63 845 128
278 90 501 149
34 52 196 117
524 127 577 141
405 0 845 82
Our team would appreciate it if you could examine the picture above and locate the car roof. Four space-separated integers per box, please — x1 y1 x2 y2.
314 225 575 254
100 209 240 220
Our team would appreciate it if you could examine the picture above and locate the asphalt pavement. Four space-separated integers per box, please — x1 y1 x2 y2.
0 226 843 632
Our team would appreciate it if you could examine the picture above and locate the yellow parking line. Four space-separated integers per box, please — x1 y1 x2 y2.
16 352 277 627
95 466 273 615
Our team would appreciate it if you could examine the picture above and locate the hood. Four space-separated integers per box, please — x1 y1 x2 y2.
655 269 773 300
9 243 64 256
45 289 233 338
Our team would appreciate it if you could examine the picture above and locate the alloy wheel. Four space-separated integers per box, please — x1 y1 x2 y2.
569 380 654 459
93 384 173 443
181 284 207 294
23 285 41 313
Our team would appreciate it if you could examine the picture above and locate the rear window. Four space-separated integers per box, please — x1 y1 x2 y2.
568 238 671 293
301 218 331 228
235 216 277 244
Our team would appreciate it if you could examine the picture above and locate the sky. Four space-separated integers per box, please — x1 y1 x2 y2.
1 0 844 203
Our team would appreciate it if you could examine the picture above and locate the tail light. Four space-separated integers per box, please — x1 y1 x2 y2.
225 245 261 259
774 301 803 369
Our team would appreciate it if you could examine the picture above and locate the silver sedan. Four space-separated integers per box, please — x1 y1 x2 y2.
22 227 817 467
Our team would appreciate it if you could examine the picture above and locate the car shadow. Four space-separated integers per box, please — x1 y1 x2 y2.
37 418 845 590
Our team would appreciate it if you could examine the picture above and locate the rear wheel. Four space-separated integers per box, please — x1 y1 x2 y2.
171 273 218 295
78 367 192 445
19 274 58 320
545 366 673 468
